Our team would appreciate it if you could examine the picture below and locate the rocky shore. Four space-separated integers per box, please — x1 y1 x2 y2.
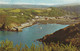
2 16 80 32
10 16 80 32
11 19 36 32
8 17 59 32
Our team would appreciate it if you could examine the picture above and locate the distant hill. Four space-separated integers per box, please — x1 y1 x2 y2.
0 4 80 15
59 5 80 15
54 3 80 16
43 3 79 16
0 4 50 8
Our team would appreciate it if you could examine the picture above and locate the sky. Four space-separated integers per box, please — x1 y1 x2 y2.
0 0 80 5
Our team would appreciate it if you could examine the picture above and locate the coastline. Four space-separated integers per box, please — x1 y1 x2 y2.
10 17 80 32
1 16 80 32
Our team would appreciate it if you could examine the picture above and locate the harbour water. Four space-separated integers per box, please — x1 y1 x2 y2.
0 24 68 47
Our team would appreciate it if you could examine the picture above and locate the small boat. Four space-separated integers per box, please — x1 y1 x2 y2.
40 27 42 29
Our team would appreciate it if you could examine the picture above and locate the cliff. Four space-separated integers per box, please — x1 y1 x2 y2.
38 23 80 46
0 23 20 31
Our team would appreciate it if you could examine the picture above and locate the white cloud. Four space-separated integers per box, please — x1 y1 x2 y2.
0 0 11 4
62 0 78 3
0 1 9 4
14 3 33 5
36 3 55 5
0 0 80 5
14 2 56 5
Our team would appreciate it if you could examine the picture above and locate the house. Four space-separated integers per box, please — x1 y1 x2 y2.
35 16 39 19
52 17 56 19
47 8 52 11
11 16 17 18
21 13 24 15
32 19 36 22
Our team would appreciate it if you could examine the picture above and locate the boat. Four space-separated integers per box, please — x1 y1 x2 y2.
40 27 42 29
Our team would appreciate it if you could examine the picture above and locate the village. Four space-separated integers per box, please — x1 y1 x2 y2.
11 15 78 32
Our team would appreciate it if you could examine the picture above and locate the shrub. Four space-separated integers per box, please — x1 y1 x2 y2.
0 40 79 51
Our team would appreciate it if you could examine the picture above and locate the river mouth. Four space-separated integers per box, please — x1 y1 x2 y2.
0 24 68 47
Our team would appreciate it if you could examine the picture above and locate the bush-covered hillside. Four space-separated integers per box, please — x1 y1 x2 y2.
0 40 79 51
38 23 80 47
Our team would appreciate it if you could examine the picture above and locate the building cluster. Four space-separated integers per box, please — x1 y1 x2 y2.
35 16 56 20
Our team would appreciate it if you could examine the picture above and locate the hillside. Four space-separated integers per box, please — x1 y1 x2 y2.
59 5 80 16
38 23 80 46
0 8 70 31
